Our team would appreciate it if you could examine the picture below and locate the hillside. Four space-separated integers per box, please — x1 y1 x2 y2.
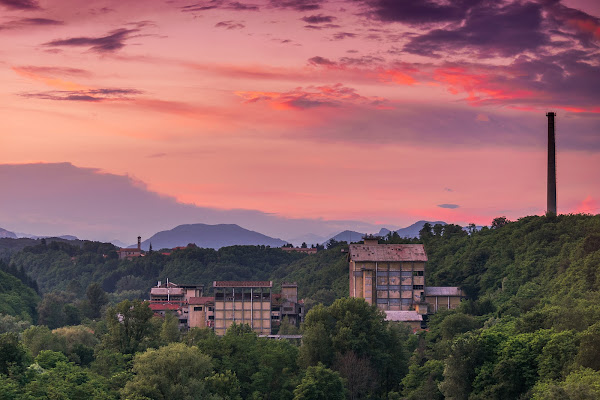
0 260 39 321
139 223 287 250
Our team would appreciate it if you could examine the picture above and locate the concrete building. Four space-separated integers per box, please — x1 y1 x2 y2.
271 282 305 329
425 287 463 313
188 296 215 329
349 238 428 311
213 281 273 336
349 237 464 328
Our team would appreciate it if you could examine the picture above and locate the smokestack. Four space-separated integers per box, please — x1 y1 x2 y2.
137 236 141 250
547 112 557 216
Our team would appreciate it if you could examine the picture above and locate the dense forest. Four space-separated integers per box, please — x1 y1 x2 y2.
1 213 599 399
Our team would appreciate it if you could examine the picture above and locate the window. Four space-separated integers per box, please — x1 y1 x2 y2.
413 285 424 290
413 270 424 276
193 306 203 311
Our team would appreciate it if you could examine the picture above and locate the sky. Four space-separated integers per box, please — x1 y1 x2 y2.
1 0 599 243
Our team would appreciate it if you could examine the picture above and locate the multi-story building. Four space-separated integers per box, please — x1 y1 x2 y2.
349 237 428 311
213 281 273 336
147 280 304 335
271 282 304 329
349 237 464 328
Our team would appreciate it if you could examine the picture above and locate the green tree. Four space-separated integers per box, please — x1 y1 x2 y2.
103 299 154 354
86 283 108 319
121 342 213 400
293 363 346 400
22 325 67 357
0 332 30 376
160 312 180 344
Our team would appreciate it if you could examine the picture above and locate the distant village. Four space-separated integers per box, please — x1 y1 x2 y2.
120 235 464 335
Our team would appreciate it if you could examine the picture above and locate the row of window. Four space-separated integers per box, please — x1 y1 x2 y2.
375 285 424 291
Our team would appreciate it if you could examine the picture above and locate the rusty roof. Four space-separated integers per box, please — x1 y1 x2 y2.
348 244 427 262
189 296 214 305
213 281 272 288
148 303 180 311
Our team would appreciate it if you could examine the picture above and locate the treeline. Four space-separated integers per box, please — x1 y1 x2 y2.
8 243 307 299
0 297 414 399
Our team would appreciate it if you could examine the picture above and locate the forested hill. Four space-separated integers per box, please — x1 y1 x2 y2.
402 214 600 399
0 260 39 321
1 214 600 398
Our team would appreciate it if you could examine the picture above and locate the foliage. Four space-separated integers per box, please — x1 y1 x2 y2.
121 342 213 400
292 363 346 400
103 299 155 354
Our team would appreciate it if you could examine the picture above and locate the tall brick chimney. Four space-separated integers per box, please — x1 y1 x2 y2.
137 236 141 250
547 112 557 215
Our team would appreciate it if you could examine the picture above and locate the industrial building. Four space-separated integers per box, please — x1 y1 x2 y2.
349 237 464 329
147 280 303 335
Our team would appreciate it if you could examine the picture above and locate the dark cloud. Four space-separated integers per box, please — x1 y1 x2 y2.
339 55 385 66
270 0 324 11
303 23 340 30
444 188 454 192
308 56 336 66
215 20 245 29
438 204 460 209
0 0 39 10
180 1 259 12
0 18 63 30
332 32 356 40
20 88 143 102
356 0 484 25
301 14 336 24
43 28 139 53
403 2 549 58
148 153 167 158
228 1 259 10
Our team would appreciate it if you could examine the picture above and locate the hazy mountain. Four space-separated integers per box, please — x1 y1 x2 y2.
0 228 17 239
286 233 331 247
0 162 391 243
395 220 447 238
328 230 367 244
14 232 78 240
377 228 391 236
138 223 288 250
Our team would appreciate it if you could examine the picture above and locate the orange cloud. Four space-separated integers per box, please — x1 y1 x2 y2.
12 66 90 91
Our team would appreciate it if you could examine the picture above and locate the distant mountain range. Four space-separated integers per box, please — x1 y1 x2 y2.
325 220 449 244
136 223 288 250
0 227 77 241
0 228 17 239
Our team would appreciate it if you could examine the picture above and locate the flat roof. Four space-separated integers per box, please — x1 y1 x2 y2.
189 296 214 305
384 310 423 322
425 287 463 296
349 244 428 262
213 281 273 288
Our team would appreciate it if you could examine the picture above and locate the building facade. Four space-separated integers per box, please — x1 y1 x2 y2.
213 281 273 336
349 238 464 324
349 238 428 311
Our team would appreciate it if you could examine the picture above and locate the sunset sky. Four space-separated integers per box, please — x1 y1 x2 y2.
1 0 599 242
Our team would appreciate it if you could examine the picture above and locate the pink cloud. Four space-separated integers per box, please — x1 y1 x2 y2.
235 83 388 110
573 195 599 214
